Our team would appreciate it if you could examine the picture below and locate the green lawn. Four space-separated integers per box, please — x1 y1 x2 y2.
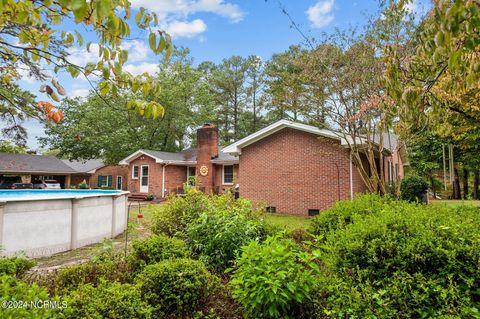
264 213 311 231
430 200 480 207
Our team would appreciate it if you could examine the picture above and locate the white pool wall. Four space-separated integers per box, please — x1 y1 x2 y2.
0 192 128 257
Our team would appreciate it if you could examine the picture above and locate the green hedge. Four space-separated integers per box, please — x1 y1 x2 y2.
314 201 480 317
59 280 151 319
0 257 36 277
128 234 190 272
400 175 429 203
135 258 217 317
310 194 391 236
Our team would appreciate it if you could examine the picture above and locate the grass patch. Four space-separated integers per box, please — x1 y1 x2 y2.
264 213 311 231
430 200 480 207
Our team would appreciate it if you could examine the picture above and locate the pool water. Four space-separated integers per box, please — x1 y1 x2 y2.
0 189 123 201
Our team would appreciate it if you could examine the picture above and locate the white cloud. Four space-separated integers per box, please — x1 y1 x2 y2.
131 0 245 23
123 62 159 76
165 19 207 38
405 0 417 14
71 88 90 98
306 0 335 29
120 40 150 62
68 43 101 66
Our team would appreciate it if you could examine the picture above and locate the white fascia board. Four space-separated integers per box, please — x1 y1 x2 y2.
119 150 160 165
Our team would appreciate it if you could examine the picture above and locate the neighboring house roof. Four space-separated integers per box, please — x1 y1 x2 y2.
222 120 343 156
0 152 77 174
62 159 105 174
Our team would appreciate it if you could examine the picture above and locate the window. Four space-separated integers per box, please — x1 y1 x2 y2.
98 175 112 187
222 165 234 185
132 165 139 179
308 209 320 216
266 206 276 213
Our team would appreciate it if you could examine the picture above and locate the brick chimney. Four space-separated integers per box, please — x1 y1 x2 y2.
196 124 218 193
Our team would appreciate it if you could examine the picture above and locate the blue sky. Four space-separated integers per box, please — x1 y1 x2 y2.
17 0 429 149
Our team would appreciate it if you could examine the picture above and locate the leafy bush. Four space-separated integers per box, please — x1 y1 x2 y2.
310 194 391 237
78 180 88 189
59 279 151 319
400 175 429 203
315 201 480 317
0 274 63 319
150 189 209 237
146 194 154 201
128 234 189 272
55 258 130 292
135 258 217 317
0 257 36 277
229 236 320 318
151 190 266 238
186 212 268 271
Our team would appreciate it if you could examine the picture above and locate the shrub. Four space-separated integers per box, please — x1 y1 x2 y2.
186 212 268 271
0 274 63 319
229 236 320 318
400 175 429 203
128 234 189 272
0 257 36 277
78 180 88 189
59 279 151 319
55 258 130 292
135 258 217 317
150 189 208 237
315 201 480 317
310 194 391 237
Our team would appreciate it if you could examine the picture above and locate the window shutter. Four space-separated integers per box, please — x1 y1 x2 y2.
97 176 102 187
107 175 113 187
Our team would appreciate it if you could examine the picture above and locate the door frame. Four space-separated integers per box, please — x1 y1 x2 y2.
116 175 123 190
140 165 149 193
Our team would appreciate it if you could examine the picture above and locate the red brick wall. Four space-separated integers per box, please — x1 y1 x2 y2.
91 165 129 190
238 128 367 215
127 155 187 198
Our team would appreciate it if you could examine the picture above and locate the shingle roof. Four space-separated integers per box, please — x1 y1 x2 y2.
61 159 105 173
141 149 196 162
0 152 77 174
211 152 239 163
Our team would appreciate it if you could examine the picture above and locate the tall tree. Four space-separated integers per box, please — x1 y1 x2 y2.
41 50 212 163
208 56 249 144
1 0 172 128
265 45 308 121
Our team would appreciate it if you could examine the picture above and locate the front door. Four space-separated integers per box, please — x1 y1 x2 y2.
140 165 149 193
116 176 122 190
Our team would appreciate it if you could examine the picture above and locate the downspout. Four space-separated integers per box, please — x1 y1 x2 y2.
349 151 353 200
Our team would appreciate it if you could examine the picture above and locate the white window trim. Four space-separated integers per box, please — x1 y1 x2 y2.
132 165 139 179
116 175 123 190
222 165 234 185
100 175 108 187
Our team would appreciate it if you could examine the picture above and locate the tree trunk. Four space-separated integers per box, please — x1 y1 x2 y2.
453 167 461 199
463 168 469 200
430 174 436 199
473 170 479 200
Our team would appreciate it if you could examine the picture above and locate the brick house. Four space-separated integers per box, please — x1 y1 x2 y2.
120 120 405 215
119 124 239 197
63 159 129 190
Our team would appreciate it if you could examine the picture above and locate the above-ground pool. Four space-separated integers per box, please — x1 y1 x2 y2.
0 190 129 257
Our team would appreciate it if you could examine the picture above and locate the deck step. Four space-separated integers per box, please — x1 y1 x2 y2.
128 193 149 201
